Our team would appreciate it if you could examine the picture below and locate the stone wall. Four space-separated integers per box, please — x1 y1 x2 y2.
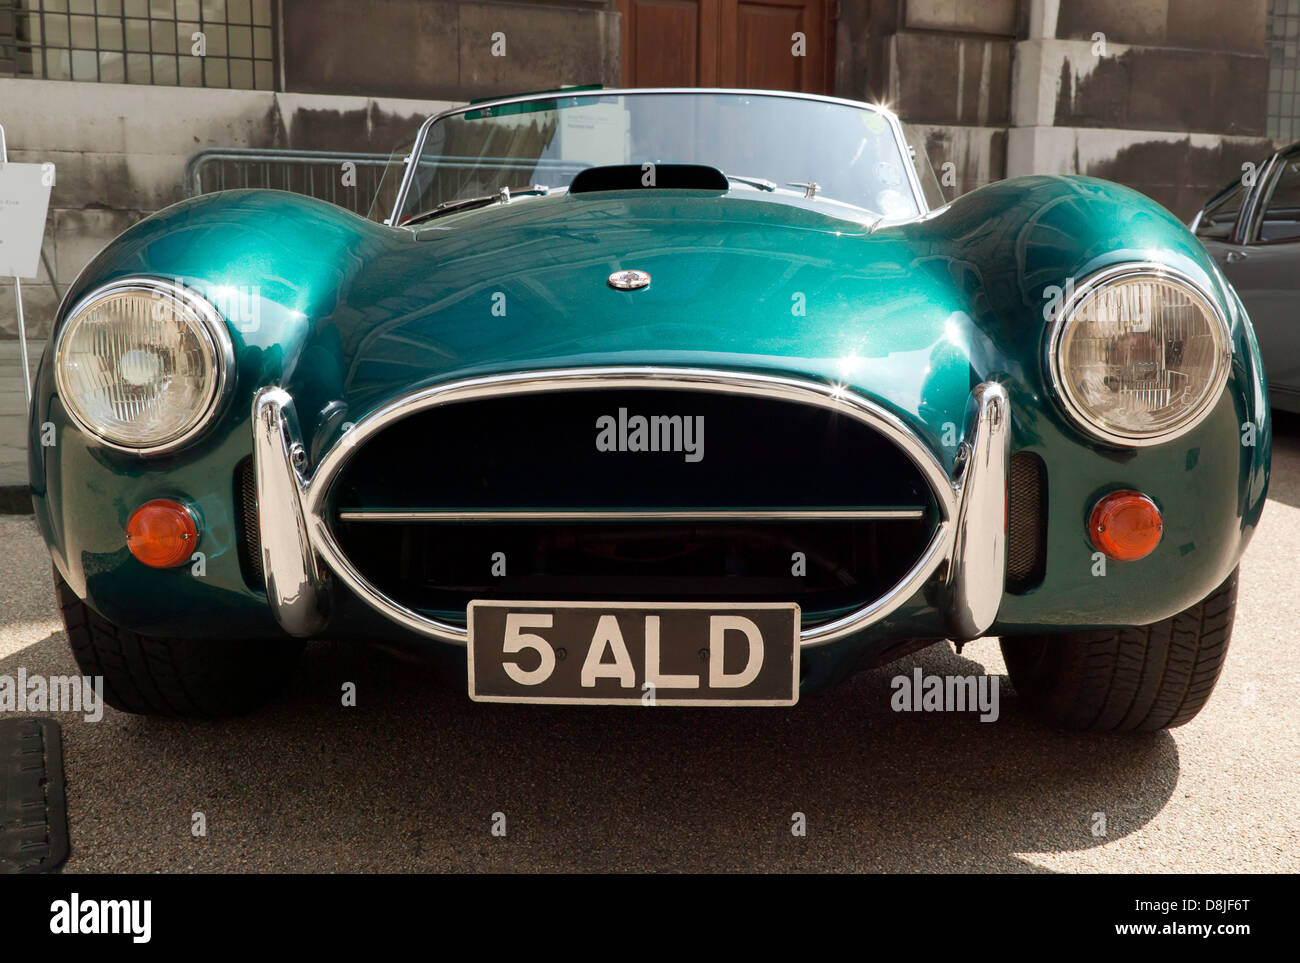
835 0 1018 199
836 0 1277 217
280 0 621 100
1010 0 1274 217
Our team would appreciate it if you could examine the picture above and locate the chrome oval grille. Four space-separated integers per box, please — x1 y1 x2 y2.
327 386 942 629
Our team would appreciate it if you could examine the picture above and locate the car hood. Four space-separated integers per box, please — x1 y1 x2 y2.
312 190 979 451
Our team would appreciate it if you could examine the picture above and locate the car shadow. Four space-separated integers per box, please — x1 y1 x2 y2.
1267 409 1300 509
4 627 1179 873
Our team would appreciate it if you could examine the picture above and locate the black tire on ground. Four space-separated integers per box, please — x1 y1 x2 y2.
55 569 304 717
999 568 1238 732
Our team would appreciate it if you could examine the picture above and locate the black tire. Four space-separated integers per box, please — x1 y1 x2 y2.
999 569 1238 732
55 569 303 717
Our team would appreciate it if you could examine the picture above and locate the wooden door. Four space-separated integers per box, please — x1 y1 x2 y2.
617 0 830 93
718 0 829 92
618 0 720 87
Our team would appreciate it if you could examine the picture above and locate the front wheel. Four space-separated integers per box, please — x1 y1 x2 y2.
55 570 303 717
1000 569 1238 732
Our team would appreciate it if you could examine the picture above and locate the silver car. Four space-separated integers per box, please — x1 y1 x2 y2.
1193 143 1300 412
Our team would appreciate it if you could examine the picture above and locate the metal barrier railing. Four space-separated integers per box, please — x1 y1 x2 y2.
183 148 396 219
183 148 591 222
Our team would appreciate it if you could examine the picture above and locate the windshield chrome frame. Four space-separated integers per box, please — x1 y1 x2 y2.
388 88 928 226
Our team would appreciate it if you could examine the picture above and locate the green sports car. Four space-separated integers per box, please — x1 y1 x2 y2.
29 88 1270 728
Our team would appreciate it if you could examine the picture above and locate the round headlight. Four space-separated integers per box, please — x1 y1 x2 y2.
55 279 232 453
1048 264 1231 445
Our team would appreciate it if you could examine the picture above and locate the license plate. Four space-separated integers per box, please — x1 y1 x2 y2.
467 601 800 706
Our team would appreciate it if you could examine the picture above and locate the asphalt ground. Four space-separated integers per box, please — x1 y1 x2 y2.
1 417 1297 873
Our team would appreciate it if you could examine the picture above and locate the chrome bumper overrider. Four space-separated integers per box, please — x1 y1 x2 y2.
252 388 330 637
252 369 1010 647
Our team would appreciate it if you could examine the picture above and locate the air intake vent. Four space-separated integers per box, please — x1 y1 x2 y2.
234 456 264 590
1006 451 1047 594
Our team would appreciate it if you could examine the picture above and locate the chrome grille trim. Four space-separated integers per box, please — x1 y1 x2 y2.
337 509 927 522
254 367 1008 648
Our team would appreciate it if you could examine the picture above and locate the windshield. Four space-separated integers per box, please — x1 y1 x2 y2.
1194 180 1247 240
367 143 415 222
395 91 923 224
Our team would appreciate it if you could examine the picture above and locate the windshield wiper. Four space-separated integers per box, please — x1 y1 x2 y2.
403 185 551 226
725 174 777 192
726 174 878 218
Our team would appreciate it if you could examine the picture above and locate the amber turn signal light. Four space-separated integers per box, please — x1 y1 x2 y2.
1089 491 1163 562
126 499 198 569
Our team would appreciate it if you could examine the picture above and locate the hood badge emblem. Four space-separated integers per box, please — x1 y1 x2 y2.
608 269 651 291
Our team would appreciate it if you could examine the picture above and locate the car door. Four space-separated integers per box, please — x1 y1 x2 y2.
1199 149 1300 408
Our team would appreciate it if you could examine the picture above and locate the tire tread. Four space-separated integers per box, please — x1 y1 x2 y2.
54 569 302 718
1000 569 1238 732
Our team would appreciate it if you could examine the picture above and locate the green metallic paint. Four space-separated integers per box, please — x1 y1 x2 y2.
29 175 1271 684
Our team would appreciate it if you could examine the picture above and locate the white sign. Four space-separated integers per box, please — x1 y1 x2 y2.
558 99 628 169
0 162 52 278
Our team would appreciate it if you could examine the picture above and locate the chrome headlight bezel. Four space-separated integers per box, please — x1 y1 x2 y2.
1045 262 1233 448
54 277 235 455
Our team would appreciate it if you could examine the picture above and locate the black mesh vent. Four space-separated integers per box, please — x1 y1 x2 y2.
234 456 264 590
1006 451 1047 594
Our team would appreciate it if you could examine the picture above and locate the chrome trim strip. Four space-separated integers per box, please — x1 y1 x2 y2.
390 88 927 225
1044 261 1233 448
257 368 1009 650
253 387 329 637
939 383 1009 640
1237 150 1283 245
336 509 926 522
54 277 235 456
